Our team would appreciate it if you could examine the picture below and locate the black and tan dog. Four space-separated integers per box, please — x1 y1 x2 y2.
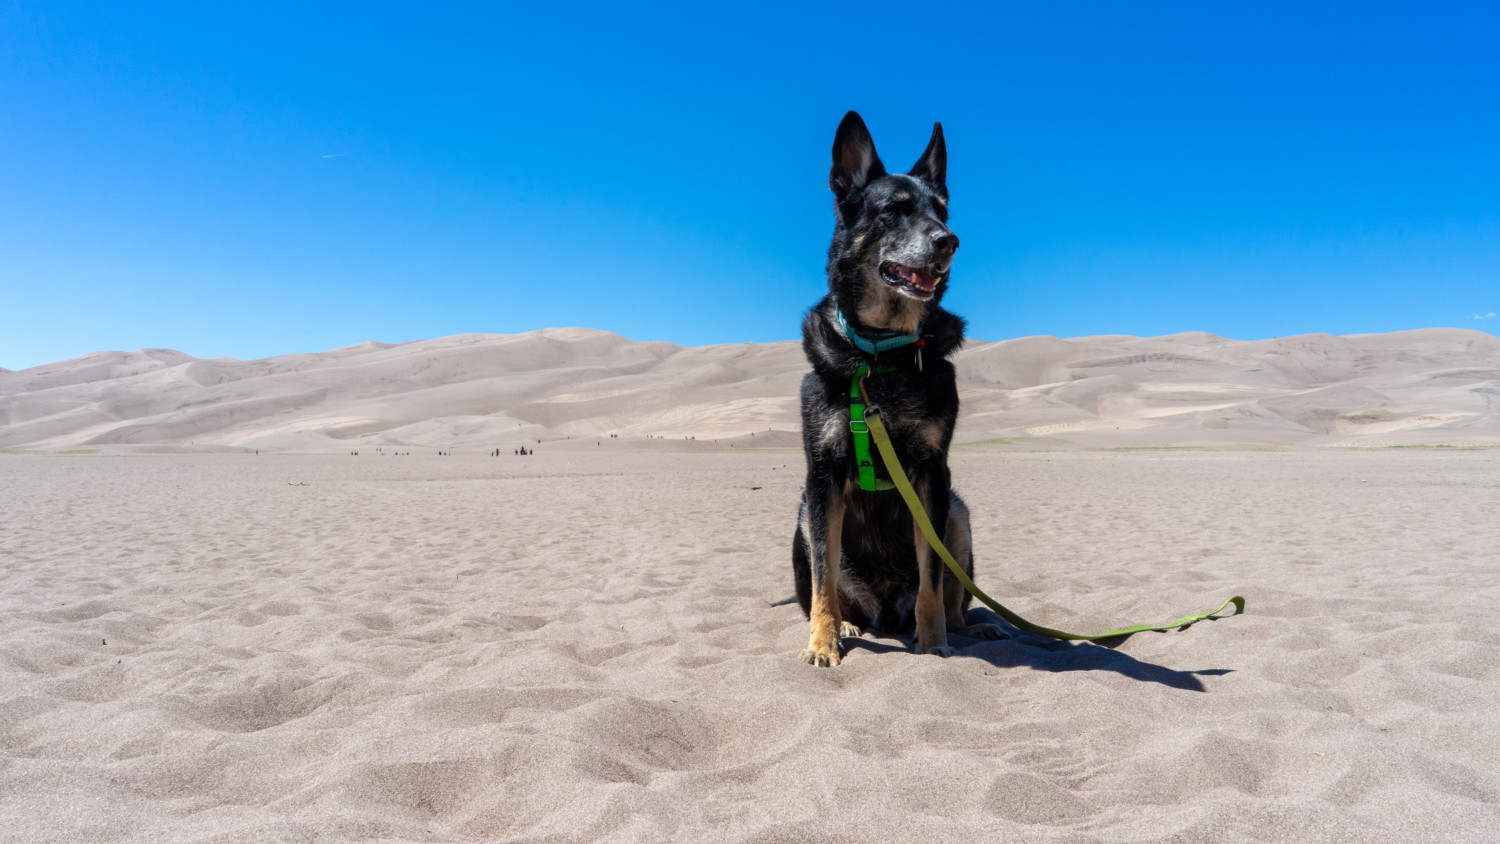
792 111 1005 666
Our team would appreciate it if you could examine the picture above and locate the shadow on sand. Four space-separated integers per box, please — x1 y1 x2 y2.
842 609 1234 692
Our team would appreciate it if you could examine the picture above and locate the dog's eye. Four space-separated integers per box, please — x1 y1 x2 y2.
885 200 915 216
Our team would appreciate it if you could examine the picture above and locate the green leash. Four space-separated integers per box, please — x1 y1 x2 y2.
862 406 1245 641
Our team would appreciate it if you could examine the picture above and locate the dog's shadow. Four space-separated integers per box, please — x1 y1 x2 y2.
842 609 1233 692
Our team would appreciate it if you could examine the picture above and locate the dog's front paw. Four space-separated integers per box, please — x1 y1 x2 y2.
957 623 1009 641
798 646 842 667
838 620 863 639
914 640 954 658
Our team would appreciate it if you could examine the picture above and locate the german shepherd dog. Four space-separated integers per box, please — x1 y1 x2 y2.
792 111 1005 666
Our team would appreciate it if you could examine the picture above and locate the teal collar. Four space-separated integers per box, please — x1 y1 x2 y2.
836 308 923 355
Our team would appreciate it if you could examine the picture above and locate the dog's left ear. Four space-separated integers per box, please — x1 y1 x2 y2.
830 111 886 200
908 122 947 197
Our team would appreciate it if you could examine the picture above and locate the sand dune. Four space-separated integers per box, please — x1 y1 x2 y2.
3 327 1498 451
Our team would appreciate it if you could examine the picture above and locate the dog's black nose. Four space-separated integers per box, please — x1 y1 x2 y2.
932 230 959 252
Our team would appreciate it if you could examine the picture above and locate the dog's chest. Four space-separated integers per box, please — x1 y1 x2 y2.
865 374 950 451
811 369 951 457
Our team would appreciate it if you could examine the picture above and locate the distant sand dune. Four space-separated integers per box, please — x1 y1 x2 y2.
3 327 1498 451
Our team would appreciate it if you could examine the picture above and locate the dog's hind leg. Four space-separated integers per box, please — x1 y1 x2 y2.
792 494 813 616
798 485 849 667
942 494 1008 641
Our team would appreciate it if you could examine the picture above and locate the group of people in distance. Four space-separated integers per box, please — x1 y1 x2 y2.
600 433 695 441
341 446 552 456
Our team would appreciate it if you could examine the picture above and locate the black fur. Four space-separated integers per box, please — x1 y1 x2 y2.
791 111 1003 666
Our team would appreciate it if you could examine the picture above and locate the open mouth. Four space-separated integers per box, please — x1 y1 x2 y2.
879 261 943 299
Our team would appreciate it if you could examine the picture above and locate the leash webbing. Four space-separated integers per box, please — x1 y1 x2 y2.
862 408 1245 641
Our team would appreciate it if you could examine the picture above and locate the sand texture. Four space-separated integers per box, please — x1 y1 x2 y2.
3 448 1500 842
3 327 1499 451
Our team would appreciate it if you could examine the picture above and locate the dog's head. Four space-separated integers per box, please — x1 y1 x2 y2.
826 110 958 334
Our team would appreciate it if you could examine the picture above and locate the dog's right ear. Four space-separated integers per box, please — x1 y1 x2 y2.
830 111 886 200
909 122 946 197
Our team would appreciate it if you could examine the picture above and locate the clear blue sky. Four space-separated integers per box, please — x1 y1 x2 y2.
3 2 1498 371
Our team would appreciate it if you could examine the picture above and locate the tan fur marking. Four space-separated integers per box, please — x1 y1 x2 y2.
797 503 813 562
819 412 847 449
915 588 946 654
841 574 881 621
856 268 923 335
910 481 950 655
914 421 945 453
943 501 973 631
939 500 1007 641
799 492 847 666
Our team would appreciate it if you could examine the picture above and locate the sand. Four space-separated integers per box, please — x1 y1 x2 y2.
4 447 1499 842
4 327 1499 839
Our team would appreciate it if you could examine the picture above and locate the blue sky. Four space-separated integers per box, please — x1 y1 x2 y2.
2 2 1497 370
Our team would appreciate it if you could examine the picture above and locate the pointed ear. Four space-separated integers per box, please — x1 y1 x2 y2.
830 111 886 199
908 122 946 196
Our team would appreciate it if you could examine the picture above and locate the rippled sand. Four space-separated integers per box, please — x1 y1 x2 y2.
3 448 1499 841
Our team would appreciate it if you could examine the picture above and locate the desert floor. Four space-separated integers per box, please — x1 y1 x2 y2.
3 447 1499 842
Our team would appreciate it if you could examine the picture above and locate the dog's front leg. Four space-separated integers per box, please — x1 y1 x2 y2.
912 478 953 657
799 485 847 667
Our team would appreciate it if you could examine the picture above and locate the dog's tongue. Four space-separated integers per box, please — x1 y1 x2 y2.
893 264 939 290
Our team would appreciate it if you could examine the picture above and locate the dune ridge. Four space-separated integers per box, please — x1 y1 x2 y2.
3 327 1498 451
